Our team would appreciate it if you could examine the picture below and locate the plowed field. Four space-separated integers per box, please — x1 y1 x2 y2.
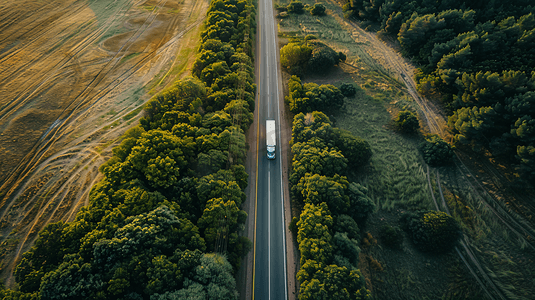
0 0 207 286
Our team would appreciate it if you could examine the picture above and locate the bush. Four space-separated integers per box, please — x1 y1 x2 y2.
310 3 326 16
379 225 403 249
420 134 455 167
394 110 419 133
338 51 347 63
287 0 304 14
340 83 357 97
307 44 340 74
401 211 461 253
280 43 312 71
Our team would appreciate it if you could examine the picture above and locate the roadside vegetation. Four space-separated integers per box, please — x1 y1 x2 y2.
279 0 535 299
0 0 256 298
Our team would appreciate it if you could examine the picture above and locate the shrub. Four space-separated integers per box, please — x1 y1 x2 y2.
340 83 357 97
287 0 304 14
280 43 312 71
401 210 461 253
379 225 403 249
310 3 326 16
394 110 419 133
338 51 347 63
307 45 340 74
420 134 455 167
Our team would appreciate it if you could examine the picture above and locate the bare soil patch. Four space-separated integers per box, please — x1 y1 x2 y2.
0 0 208 287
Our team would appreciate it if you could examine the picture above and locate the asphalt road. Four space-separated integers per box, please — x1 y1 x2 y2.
252 0 288 298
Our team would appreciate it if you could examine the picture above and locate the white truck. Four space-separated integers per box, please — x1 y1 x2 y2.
266 120 276 159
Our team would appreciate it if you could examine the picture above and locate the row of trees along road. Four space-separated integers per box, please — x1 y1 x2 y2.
2 0 257 299
286 71 374 298
344 0 535 184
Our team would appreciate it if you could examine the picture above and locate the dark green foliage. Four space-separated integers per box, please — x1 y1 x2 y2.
310 3 326 16
333 214 360 241
517 145 535 184
286 76 344 113
338 51 347 63
332 128 372 169
332 232 360 267
401 210 462 253
394 110 420 133
307 42 342 74
287 0 305 14
150 253 238 300
344 1 535 177
419 134 455 166
295 173 350 214
280 38 342 75
379 225 403 249
339 83 357 97
347 182 375 223
297 260 370 300
280 43 313 72
31 206 209 299
290 109 372 299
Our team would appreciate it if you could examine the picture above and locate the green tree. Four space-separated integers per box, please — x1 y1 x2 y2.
448 106 496 146
332 214 360 241
287 0 304 14
197 198 247 251
332 232 360 268
125 130 194 189
280 43 312 70
517 145 535 184
339 83 357 97
297 260 370 300
310 3 326 16
295 173 350 214
332 128 372 168
307 43 341 74
290 142 348 185
419 134 455 166
347 183 375 223
394 110 420 133
151 253 238 300
401 210 461 253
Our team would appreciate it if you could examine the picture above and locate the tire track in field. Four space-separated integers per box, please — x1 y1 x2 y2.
0 0 207 286
0 0 169 232
0 0 137 219
0 0 136 126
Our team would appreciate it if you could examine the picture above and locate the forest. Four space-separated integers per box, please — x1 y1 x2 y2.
344 0 535 183
0 0 257 298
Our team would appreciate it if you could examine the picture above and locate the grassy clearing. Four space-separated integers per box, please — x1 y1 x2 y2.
439 166 535 299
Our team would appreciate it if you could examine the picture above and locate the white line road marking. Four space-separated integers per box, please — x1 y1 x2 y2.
268 168 271 300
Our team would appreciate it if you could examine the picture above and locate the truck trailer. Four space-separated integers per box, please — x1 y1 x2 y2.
266 120 276 159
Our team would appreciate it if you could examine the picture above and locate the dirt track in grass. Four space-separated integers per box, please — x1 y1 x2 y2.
0 0 208 286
